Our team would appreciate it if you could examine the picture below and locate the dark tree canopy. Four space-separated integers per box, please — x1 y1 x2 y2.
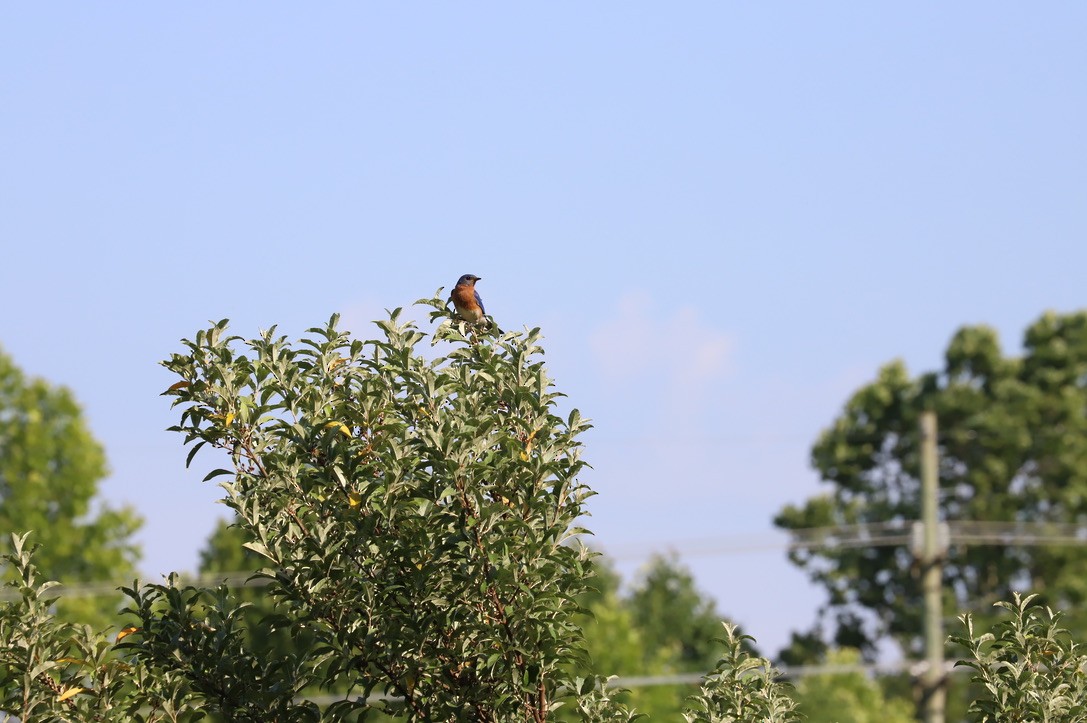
775 311 1087 656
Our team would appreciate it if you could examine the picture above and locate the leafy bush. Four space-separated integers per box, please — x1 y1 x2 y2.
0 533 193 722
953 592 1087 722
682 623 799 723
147 303 628 720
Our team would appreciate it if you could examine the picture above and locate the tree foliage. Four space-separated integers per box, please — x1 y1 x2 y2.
199 527 737 721
571 554 729 720
627 553 735 673
0 533 190 722
0 346 142 626
681 624 799 723
775 311 1087 656
954 592 1087 721
791 648 913 723
196 516 317 695
8 303 1087 720
148 303 635 720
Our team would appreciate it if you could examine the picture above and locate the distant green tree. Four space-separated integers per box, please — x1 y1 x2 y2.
575 557 799 722
628 553 738 673
0 346 142 627
568 557 675 720
776 627 828 668
571 558 642 677
198 516 258 576
775 311 1087 659
575 553 745 719
791 648 913 723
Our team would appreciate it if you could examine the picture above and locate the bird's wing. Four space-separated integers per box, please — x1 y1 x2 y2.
474 290 485 315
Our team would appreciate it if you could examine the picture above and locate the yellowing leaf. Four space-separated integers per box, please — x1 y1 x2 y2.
57 687 85 702
324 421 352 437
328 356 346 371
521 428 540 461
116 626 140 642
165 381 190 392
347 492 362 508
224 412 235 426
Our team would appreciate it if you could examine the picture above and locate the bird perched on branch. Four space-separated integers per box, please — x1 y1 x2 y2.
449 274 486 325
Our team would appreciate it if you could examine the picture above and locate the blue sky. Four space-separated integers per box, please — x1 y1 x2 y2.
2 4 1085 656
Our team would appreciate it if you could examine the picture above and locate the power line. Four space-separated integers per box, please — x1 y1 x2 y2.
5 520 1087 601
294 659 945 707
943 520 1087 546
3 521 1084 603
588 429 1004 446
600 520 1087 562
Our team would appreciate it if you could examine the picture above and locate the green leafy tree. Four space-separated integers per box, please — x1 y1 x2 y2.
568 557 675 721
775 311 1087 658
610 553 745 718
628 553 737 672
141 305 640 720
0 346 142 626
791 648 913 723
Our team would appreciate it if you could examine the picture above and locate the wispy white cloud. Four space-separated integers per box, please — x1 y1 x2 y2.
589 292 733 388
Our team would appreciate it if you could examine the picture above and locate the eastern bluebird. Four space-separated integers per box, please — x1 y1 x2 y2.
449 274 486 324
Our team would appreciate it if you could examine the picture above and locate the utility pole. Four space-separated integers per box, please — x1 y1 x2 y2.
919 410 945 723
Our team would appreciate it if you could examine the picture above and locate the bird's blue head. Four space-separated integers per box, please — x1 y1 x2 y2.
456 274 481 286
